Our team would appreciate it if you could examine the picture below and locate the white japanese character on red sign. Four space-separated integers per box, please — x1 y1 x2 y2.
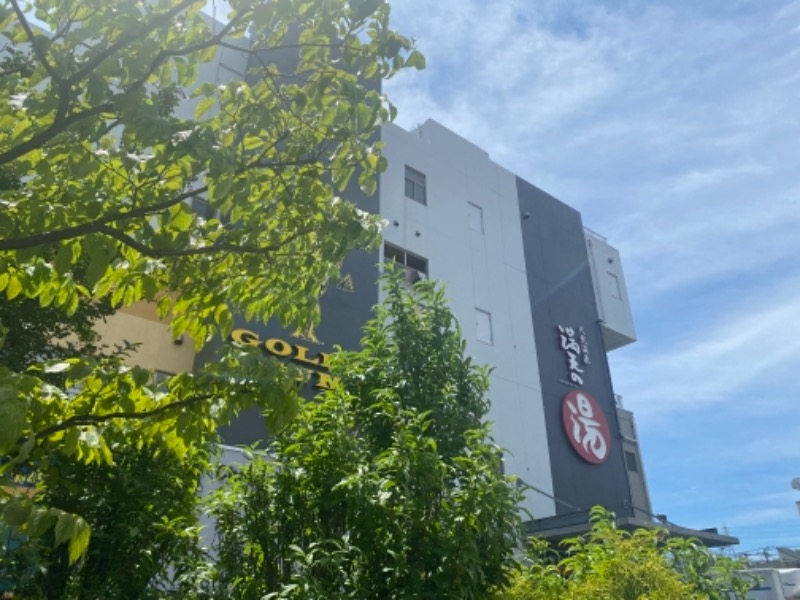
563 391 609 463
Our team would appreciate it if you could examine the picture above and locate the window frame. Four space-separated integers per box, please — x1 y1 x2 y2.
383 242 428 277
468 201 484 233
624 450 640 473
404 165 427 205
475 307 493 345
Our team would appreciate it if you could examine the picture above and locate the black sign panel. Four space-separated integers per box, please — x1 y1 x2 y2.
516 177 633 518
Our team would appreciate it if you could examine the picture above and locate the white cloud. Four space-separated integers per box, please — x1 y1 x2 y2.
670 163 771 193
386 0 800 550
388 0 800 303
735 426 800 465
725 506 794 529
613 280 800 419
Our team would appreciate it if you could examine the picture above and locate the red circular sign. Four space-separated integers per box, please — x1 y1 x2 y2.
561 390 611 465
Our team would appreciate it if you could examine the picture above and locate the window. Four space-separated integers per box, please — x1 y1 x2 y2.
475 308 493 345
404 165 426 205
624 450 639 473
468 202 483 233
607 272 622 300
384 242 428 284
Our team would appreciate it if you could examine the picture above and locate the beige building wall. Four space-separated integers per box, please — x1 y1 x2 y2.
93 302 196 374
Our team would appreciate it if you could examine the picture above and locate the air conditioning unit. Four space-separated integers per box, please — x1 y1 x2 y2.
404 268 426 285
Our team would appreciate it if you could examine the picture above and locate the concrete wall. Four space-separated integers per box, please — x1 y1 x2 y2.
617 407 653 518
93 302 196 374
379 120 556 519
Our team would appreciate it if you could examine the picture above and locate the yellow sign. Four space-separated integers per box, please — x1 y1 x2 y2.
230 329 339 390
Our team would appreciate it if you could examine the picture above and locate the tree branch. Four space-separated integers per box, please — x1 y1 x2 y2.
35 393 212 440
8 0 61 84
65 0 199 86
0 186 207 251
0 0 222 167
0 102 113 167
0 139 324 252
119 12 244 101
96 224 317 258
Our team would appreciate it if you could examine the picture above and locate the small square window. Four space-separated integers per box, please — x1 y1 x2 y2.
468 202 483 233
404 165 427 205
475 308 493 345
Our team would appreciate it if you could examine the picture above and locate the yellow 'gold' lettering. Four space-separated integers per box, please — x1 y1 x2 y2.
229 330 336 389
230 329 260 347
293 344 321 367
265 338 292 357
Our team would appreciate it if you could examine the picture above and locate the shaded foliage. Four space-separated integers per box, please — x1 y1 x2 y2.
492 507 753 600
0 0 422 583
0 294 114 375
4 446 209 599
198 273 524 599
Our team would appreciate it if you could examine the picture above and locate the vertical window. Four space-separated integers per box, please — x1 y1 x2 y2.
404 165 427 205
468 202 483 233
607 272 622 299
624 450 640 473
475 308 493 345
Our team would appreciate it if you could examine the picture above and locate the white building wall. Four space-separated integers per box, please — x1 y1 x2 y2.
584 232 637 351
379 120 556 518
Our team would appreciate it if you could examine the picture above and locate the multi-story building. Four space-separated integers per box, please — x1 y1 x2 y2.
112 116 735 546
98 31 735 545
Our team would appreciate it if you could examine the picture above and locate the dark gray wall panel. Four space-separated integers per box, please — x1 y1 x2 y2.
516 177 634 518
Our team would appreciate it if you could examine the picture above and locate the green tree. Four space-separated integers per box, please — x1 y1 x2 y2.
0 166 116 376
4 445 210 599
0 0 422 573
492 507 752 600
0 288 114 375
201 273 524 599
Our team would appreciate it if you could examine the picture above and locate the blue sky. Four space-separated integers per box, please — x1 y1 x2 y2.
384 0 800 552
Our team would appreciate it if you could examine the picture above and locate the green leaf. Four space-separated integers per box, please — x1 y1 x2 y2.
2 498 32 527
68 517 91 564
195 95 217 119
407 50 426 69
0 387 25 453
54 243 75 275
54 511 90 563
16 435 36 462
62 427 80 456
28 508 57 538
131 366 150 387
169 204 195 231
6 275 22 299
